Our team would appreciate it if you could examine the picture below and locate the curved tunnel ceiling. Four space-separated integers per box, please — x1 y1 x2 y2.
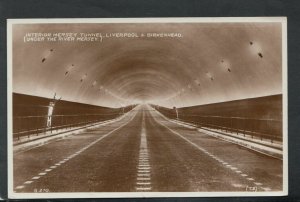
12 22 282 108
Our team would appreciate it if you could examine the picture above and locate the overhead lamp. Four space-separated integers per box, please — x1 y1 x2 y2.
42 48 54 63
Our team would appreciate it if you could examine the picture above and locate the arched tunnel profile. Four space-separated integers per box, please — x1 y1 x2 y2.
9 18 286 195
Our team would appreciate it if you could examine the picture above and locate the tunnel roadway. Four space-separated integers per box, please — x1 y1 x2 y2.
13 105 282 193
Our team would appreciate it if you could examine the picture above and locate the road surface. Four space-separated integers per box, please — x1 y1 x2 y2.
13 105 282 193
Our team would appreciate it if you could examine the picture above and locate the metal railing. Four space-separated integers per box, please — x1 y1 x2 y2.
157 110 282 142
13 110 123 140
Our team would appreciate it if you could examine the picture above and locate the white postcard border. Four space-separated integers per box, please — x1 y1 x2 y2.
7 17 288 199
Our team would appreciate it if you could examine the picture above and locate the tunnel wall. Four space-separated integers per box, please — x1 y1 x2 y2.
13 93 133 139
152 94 282 141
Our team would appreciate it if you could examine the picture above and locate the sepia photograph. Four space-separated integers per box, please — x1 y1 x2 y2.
7 17 287 198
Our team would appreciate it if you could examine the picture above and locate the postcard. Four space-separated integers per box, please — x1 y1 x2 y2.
7 17 287 198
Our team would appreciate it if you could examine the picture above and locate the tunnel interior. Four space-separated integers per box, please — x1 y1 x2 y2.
10 20 286 195
13 22 282 108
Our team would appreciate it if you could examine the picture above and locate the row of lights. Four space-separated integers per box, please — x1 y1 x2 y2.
40 40 264 106
159 41 264 104
41 50 130 106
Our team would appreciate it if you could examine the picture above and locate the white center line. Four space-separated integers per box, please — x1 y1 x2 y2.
136 111 152 192
137 182 151 185
138 173 150 177
137 177 151 181
138 167 151 170
138 170 150 173
136 187 152 191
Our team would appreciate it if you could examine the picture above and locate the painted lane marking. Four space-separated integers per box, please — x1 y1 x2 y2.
232 183 244 188
138 165 150 167
138 173 150 177
136 111 152 192
262 187 272 191
138 170 150 173
14 112 137 191
151 111 269 191
137 177 151 181
137 182 151 185
136 187 152 191
138 167 151 170
24 181 33 184
159 114 279 192
137 169 151 173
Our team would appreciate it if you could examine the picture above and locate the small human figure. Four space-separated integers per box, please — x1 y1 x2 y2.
46 93 61 128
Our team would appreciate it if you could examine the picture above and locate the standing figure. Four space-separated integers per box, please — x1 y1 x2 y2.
47 93 61 128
